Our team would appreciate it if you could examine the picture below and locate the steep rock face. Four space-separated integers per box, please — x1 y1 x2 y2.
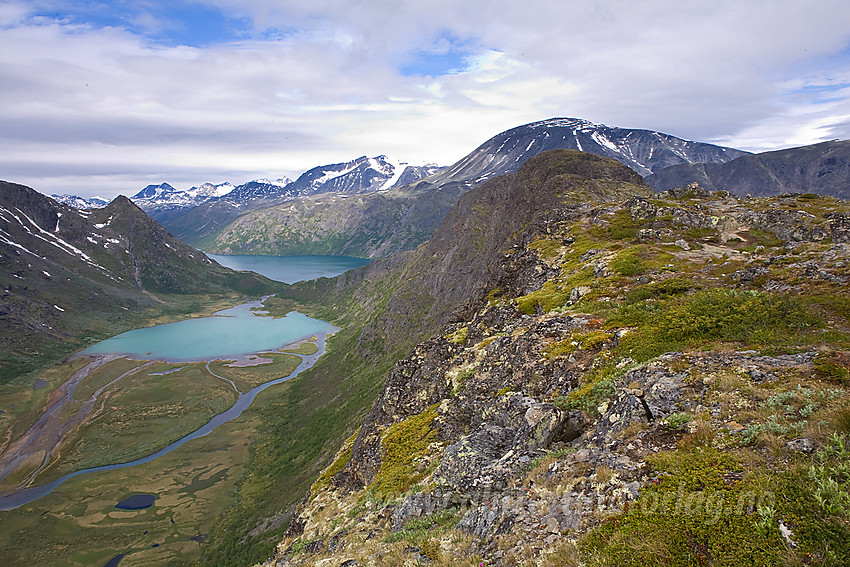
646 140 850 199
264 167 850 566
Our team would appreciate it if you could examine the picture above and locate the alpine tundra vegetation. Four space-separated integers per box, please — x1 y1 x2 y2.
238 150 850 567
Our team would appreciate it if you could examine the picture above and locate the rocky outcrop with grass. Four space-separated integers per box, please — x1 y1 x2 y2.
261 151 850 567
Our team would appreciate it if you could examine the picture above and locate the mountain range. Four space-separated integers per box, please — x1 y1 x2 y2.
0 181 278 381
198 117 746 257
415 116 748 188
646 139 850 199
44 117 850 262
131 155 440 222
50 194 109 209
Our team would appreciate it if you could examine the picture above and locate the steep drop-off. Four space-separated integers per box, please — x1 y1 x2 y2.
228 153 850 567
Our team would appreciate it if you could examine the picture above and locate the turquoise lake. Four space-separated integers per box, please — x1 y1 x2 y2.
82 300 335 361
81 255 366 361
207 254 371 284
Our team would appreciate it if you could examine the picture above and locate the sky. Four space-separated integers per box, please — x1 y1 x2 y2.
2 1 850 199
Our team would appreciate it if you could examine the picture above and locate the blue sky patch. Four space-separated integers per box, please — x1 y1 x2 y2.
399 32 473 77
33 0 250 47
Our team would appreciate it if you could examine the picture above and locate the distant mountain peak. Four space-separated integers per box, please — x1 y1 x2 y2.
133 182 177 200
50 194 108 210
420 117 749 188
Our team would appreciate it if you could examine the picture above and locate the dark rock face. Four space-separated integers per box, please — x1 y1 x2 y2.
646 140 850 199
434 392 570 492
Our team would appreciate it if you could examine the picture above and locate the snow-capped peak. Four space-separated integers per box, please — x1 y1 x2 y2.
132 182 178 201
250 177 293 188
187 182 235 199
50 194 109 209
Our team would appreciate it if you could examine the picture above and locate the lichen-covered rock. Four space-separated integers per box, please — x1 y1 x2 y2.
433 394 565 492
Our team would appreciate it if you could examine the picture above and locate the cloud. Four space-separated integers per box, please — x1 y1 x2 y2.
2 0 850 197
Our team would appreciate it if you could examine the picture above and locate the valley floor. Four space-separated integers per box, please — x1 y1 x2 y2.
0 340 318 566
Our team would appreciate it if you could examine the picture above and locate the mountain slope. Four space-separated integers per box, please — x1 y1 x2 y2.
0 181 277 382
417 117 748 188
204 118 744 258
209 150 850 567
198 150 654 565
205 183 467 257
159 156 440 245
646 140 850 198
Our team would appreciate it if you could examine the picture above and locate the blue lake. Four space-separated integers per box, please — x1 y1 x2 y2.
0 255 355 511
82 300 333 361
207 254 371 284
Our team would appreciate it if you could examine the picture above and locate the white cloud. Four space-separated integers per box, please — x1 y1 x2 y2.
2 0 850 197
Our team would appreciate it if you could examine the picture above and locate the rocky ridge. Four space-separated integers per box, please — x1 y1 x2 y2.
646 140 850 200
262 155 850 567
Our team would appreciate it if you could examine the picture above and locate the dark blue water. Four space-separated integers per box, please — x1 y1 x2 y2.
207 254 370 284
102 553 125 567
116 494 156 510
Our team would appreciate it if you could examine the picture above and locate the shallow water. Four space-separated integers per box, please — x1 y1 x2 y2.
0 332 333 510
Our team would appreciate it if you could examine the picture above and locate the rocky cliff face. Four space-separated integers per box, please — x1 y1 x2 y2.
260 154 850 567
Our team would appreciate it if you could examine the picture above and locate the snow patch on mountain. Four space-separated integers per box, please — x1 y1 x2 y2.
51 194 108 209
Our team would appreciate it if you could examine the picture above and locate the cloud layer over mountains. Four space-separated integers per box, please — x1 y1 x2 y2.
2 0 850 197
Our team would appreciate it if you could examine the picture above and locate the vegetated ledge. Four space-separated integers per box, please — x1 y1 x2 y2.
263 169 850 566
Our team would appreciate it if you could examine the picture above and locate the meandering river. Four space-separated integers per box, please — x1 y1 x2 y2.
0 254 363 511
0 332 332 511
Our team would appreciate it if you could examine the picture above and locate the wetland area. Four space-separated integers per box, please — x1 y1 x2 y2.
0 255 361 566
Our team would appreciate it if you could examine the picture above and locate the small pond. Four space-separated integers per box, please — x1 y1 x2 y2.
115 494 156 510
